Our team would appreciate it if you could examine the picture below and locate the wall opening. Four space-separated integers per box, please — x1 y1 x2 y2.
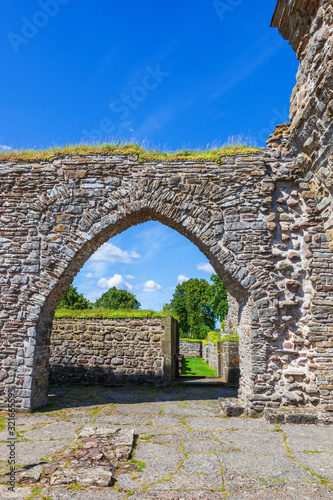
42 218 243 408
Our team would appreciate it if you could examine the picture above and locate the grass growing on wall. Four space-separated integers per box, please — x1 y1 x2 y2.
205 331 239 346
207 331 222 346
54 308 167 319
179 338 202 343
220 333 239 343
181 358 217 377
0 143 263 164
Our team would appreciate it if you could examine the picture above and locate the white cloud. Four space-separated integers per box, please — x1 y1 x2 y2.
126 274 135 279
85 272 94 279
0 145 12 152
84 261 109 278
142 280 162 293
85 289 103 302
197 262 214 274
178 274 189 284
97 274 133 291
133 224 169 261
91 242 140 264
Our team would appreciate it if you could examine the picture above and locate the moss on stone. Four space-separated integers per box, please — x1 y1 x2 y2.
206 331 239 346
207 331 222 346
179 338 202 343
0 415 5 433
54 308 167 319
220 333 239 343
0 142 263 164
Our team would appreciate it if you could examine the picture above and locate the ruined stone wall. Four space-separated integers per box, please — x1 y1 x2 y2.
271 0 333 167
202 340 219 372
179 340 202 358
224 293 239 334
221 341 239 385
202 340 239 383
271 0 333 240
50 317 173 385
271 0 333 422
0 0 332 419
1 149 332 417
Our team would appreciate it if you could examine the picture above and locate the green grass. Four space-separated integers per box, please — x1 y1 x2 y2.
54 308 168 319
127 459 146 472
90 406 104 415
181 357 217 377
0 142 263 164
26 487 53 500
0 415 5 433
204 331 239 346
179 338 202 343
67 482 85 491
220 333 239 343
180 332 239 346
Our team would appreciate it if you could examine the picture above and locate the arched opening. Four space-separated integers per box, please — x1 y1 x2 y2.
4 149 297 416
33 208 255 410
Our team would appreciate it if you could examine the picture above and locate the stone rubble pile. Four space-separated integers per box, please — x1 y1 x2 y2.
17 426 135 488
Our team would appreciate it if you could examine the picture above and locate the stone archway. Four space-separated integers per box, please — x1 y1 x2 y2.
0 147 322 414
1 0 333 421
34 174 272 412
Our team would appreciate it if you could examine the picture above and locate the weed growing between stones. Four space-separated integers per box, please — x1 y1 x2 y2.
277 424 333 491
67 481 84 490
25 486 53 500
126 459 146 473
0 415 5 433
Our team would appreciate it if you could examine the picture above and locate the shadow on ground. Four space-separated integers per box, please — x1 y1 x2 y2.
40 385 238 413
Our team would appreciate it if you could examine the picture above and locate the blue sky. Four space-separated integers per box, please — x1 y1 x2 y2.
1 1 299 310
1 0 298 151
74 221 216 311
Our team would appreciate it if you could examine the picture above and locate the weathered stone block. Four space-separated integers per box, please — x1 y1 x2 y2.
264 409 285 424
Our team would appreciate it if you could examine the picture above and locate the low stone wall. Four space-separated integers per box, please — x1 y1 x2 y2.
224 293 239 334
179 340 202 358
203 340 239 383
50 316 178 385
221 341 239 385
202 340 219 372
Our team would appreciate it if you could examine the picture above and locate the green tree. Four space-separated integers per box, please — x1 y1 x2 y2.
167 278 215 339
209 274 228 322
94 287 141 310
57 285 92 310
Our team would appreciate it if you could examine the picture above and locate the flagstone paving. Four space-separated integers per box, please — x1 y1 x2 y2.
0 385 332 499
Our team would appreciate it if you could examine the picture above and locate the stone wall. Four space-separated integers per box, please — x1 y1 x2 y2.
224 293 239 334
202 340 239 383
202 340 219 372
0 149 307 413
221 342 240 385
50 316 178 385
179 340 202 358
271 0 333 243
271 0 333 422
1 148 332 416
1 2 333 417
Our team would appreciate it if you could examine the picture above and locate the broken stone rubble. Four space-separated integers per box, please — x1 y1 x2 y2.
17 426 135 488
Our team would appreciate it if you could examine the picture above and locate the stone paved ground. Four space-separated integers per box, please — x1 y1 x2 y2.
1 385 333 499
